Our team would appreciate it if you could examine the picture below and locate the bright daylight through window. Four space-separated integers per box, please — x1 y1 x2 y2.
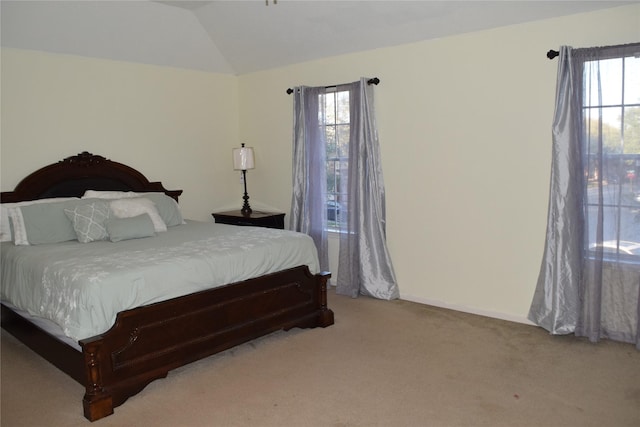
320 89 350 230
584 54 640 260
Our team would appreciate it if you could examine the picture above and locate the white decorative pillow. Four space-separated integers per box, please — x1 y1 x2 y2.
1 197 79 242
83 190 184 226
6 207 27 245
64 202 111 243
82 190 139 200
109 198 167 232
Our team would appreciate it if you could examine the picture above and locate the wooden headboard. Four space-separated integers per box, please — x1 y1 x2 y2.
1 152 182 203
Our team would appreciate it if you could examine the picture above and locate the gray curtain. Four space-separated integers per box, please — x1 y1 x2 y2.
529 44 640 349
336 78 399 299
290 86 330 274
290 78 399 300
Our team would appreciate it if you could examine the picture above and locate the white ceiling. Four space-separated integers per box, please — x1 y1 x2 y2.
1 0 636 75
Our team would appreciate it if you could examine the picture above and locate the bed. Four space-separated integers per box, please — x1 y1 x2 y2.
0 151 334 422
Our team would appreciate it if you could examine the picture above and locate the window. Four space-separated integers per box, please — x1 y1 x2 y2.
319 89 350 230
583 54 640 260
291 78 398 299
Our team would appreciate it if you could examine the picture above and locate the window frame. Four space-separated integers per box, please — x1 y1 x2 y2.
581 52 640 262
319 88 350 232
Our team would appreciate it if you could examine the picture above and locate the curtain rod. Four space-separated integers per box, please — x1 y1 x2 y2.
286 77 380 94
547 41 640 59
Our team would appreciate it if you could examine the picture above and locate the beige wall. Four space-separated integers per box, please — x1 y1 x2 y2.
0 49 239 221
237 4 640 322
2 4 639 323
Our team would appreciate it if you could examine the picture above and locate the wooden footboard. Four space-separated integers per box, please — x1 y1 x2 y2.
79 266 333 421
2 266 332 422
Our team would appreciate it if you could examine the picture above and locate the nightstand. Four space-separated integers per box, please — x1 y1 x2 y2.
212 210 285 230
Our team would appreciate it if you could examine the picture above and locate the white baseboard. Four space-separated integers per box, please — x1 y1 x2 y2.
400 294 536 326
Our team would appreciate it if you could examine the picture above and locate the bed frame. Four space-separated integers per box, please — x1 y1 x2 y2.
1 151 334 421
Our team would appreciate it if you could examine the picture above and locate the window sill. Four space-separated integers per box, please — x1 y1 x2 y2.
586 255 640 269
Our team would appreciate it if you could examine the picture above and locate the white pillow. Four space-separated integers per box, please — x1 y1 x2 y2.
1 197 79 242
109 198 167 232
83 190 184 226
82 190 139 200
6 207 26 245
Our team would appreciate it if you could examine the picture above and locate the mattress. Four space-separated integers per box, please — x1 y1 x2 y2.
1 221 320 342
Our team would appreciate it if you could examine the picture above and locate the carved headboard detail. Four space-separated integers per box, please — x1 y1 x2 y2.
1 152 182 203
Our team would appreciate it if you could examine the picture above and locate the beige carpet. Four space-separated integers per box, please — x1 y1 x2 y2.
1 290 639 427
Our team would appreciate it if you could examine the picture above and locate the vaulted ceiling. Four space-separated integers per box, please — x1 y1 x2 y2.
1 1 636 75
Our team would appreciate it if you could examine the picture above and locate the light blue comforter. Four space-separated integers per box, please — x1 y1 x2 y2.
1 221 319 342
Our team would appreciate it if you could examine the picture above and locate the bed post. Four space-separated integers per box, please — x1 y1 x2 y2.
317 272 335 327
82 341 114 421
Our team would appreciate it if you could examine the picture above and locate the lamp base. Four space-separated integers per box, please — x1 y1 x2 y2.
241 193 252 215
240 169 252 215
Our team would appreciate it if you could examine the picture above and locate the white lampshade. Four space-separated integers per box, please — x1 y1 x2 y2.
232 145 255 170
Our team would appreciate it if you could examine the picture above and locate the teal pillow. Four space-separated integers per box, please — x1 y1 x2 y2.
16 199 97 245
64 201 111 243
105 214 156 242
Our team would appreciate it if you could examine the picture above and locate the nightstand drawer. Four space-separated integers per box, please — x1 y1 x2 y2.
212 210 285 229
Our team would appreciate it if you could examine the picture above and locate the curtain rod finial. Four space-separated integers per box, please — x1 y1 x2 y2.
547 50 559 60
